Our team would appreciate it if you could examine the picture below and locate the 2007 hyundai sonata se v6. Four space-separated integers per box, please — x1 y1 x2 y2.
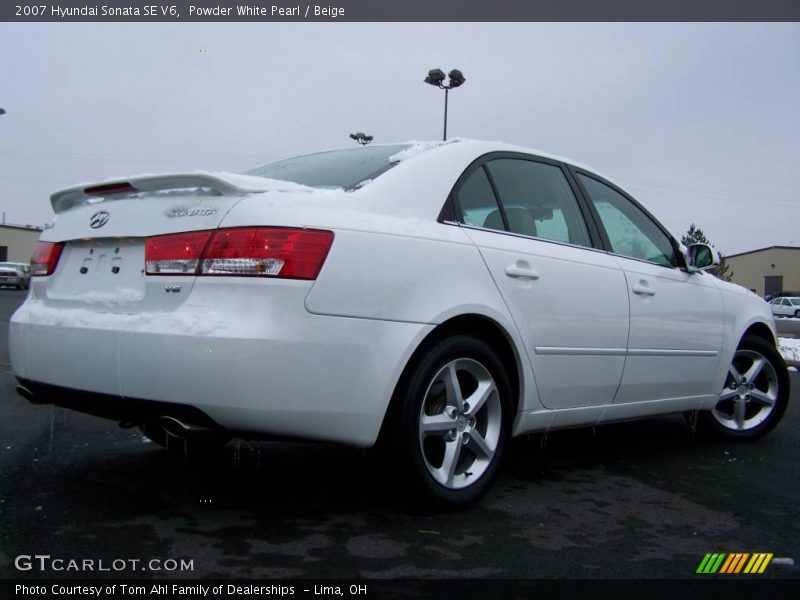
10 139 790 508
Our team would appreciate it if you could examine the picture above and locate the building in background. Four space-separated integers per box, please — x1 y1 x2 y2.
726 246 800 298
0 224 42 263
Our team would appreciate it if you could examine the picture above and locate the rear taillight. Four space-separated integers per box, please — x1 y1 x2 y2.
201 228 334 279
145 227 334 280
145 231 214 275
30 241 64 276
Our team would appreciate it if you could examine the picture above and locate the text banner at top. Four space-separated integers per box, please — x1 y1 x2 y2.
3 0 800 22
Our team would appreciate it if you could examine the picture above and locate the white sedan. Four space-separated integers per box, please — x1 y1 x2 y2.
769 296 800 319
0 262 31 290
9 140 790 508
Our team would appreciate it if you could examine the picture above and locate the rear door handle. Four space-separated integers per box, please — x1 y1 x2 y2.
505 263 540 280
632 283 656 296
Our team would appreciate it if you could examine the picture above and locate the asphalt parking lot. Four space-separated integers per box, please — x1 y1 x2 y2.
0 288 798 581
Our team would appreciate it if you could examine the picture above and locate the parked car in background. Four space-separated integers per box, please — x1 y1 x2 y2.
0 262 31 290
9 140 791 508
769 296 800 318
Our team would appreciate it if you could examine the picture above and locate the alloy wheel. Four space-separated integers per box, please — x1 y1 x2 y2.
712 348 779 431
417 358 502 490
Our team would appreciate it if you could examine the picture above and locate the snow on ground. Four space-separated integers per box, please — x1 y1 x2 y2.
778 337 800 367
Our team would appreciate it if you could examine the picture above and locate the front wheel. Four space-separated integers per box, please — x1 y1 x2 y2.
702 335 790 440
385 335 512 509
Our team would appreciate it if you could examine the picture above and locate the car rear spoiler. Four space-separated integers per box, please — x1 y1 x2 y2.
50 172 277 214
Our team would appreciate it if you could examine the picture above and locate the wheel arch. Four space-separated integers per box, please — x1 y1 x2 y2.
710 318 780 398
376 312 525 445
741 321 778 348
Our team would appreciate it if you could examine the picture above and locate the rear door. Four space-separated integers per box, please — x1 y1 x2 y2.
453 154 630 409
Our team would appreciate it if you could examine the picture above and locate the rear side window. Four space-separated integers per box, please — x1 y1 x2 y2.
456 168 504 230
485 159 591 247
578 174 677 267
245 145 408 189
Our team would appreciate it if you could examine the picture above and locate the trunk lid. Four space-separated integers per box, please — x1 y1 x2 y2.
39 172 279 311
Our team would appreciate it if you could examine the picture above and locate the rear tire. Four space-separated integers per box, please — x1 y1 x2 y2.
794 309 800 319
383 335 512 509
701 335 790 440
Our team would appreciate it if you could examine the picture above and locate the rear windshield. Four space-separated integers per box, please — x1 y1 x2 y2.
244 144 408 190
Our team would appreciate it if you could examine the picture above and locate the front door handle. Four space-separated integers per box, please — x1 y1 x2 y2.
505 263 540 280
632 283 656 296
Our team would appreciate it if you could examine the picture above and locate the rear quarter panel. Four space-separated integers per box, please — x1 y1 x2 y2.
302 226 540 414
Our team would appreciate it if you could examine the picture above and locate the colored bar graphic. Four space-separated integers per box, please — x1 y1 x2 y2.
697 553 728 574
696 553 714 573
710 553 726 573
744 553 773 574
698 552 773 574
724 553 737 573
719 553 736 574
758 553 773 573
719 554 736 573
745 554 761 573
732 553 750 573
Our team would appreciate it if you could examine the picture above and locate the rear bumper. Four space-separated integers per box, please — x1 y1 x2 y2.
10 279 432 447
15 379 222 428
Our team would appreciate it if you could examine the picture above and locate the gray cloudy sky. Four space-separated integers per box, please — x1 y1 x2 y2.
1 22 798 254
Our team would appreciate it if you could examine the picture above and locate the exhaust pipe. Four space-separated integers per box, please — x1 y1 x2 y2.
158 415 216 440
16 385 45 404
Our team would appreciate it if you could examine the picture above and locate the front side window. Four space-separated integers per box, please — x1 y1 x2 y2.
484 159 591 247
577 174 677 267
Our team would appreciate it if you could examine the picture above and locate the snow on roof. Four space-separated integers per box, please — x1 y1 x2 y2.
388 139 463 163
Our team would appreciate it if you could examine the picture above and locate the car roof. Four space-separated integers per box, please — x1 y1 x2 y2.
353 139 623 220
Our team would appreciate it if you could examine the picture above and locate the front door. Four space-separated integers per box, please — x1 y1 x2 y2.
575 172 725 403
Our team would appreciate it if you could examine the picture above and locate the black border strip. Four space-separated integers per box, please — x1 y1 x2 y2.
4 578 800 600
3 0 800 22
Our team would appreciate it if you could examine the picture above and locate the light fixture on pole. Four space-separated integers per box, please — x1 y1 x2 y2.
423 68 465 141
349 132 373 145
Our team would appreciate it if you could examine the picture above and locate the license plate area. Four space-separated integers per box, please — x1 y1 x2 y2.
49 238 146 303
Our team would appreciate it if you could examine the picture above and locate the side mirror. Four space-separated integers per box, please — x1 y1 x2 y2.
685 243 720 273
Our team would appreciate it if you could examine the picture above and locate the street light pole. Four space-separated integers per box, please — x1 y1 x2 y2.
424 68 465 141
442 88 448 141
